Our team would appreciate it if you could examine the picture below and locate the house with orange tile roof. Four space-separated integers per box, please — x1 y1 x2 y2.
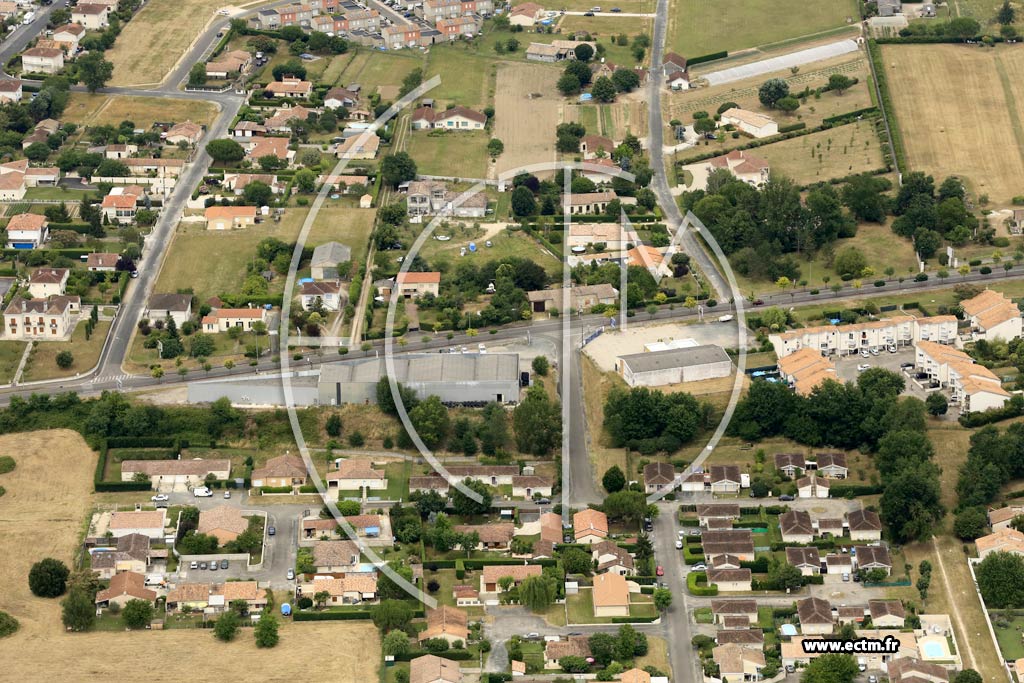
509 0 543 25
95 571 157 609
200 306 268 333
204 205 258 230
379 271 441 299
770 315 958 358
166 581 268 613
720 108 778 138
626 244 673 278
325 458 387 490
976 527 1024 559
410 654 462 683
479 564 542 596
5 213 48 249
682 150 769 191
418 605 469 645
251 453 307 488
573 508 609 544
592 571 629 617
266 76 312 98
960 288 1022 342
299 575 378 604
777 347 837 396
916 340 1010 413
244 136 294 165
197 504 250 544
108 509 167 539
539 512 562 544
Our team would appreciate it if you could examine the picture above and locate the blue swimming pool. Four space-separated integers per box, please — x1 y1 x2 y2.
921 641 946 659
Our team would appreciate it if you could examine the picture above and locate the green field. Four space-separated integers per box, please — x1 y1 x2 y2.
424 46 497 109
406 130 491 177
0 341 25 384
306 204 378 268
22 321 110 381
335 48 425 95
668 0 858 57
485 25 645 67
418 226 562 276
993 613 1024 661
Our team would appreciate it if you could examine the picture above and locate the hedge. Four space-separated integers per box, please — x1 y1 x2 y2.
393 649 473 662
260 486 294 494
867 40 907 171
107 436 182 448
777 122 806 134
294 607 426 622
829 484 884 498
613 616 658 623
47 223 96 234
687 571 718 596
687 50 728 65
822 106 879 126
455 559 465 579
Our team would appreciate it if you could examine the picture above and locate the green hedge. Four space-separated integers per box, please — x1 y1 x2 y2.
260 486 294 494
613 616 658 623
777 122 806 134
867 39 907 171
687 571 718 596
687 51 727 65
107 436 182 448
298 483 319 493
455 559 465 580
822 106 879 126
829 484 884 498
393 649 474 661
293 610 372 621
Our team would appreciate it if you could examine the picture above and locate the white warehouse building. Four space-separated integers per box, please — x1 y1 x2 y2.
616 345 732 387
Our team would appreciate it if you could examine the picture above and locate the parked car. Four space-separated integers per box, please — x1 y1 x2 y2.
286 569 295 580
870 348 880 356
537 498 551 504
779 494 794 501
900 362 915 369
860 349 871 358
224 490 231 499
193 486 212 497
151 494 169 502
209 563 218 571
268 526 276 536
189 561 198 569
690 563 706 571
656 565 664 576
220 559 229 569
199 562 208 570
857 363 871 372
675 540 683 549
752 299 764 306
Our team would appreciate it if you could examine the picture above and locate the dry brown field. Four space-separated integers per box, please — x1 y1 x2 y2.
63 93 219 130
754 119 884 185
493 62 562 178
883 44 1024 205
0 429 380 682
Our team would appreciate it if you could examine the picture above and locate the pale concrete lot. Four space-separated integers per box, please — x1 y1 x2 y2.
583 319 743 371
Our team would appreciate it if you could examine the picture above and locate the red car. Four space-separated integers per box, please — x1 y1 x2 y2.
656 565 664 576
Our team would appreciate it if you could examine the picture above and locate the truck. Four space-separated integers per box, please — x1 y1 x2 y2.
22 11 34 24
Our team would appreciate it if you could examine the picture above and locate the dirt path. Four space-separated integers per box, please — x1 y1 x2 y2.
930 536 978 672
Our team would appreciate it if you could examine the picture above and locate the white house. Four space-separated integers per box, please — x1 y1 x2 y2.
916 340 1010 413
720 108 779 138
960 289 1022 342
301 281 344 312
21 47 64 74
5 213 48 249
0 78 23 103
107 509 167 539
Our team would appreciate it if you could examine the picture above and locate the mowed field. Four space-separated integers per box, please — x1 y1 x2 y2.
106 0 222 86
755 119 884 185
63 93 219 130
328 49 424 95
883 44 1024 205
424 47 496 109
407 131 491 178
668 0 858 56
0 430 380 682
493 62 561 177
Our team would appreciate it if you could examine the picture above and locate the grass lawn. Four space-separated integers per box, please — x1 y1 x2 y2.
514 0 654 11
63 93 219 130
668 0 858 57
406 130 490 177
22 187 93 202
418 226 562 276
0 341 25 383
485 26 645 68
574 104 600 133
106 0 224 86
424 46 497 109
635 636 672 678
22 320 110 381
333 48 425 94
992 612 1024 661
753 120 885 186
306 204 378 268
519 641 547 671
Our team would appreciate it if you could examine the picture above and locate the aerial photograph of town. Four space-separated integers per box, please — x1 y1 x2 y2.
3 0 1024 680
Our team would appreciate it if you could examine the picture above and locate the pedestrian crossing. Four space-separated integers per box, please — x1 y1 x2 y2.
90 373 132 384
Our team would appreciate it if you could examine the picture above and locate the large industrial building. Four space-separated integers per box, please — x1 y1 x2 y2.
317 353 522 405
615 345 732 387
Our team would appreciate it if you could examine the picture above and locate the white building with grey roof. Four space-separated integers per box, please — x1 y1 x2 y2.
310 241 352 280
615 344 732 387
318 353 521 406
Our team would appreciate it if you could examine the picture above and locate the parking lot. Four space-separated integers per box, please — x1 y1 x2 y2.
832 347 932 400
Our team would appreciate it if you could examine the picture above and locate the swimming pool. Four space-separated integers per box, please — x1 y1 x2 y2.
921 641 946 659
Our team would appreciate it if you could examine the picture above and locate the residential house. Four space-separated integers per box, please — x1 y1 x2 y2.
5 213 48 249
509 1 543 25
120 458 230 488
720 107 779 138
418 605 469 645
301 575 378 605
421 0 492 23
125 158 185 177
145 293 193 327
301 281 344 312
246 136 294 165
197 505 249 545
627 244 673 279
579 134 615 160
786 546 822 576
798 597 834 635
775 452 806 478
540 512 562 544
382 24 426 49
976 527 1024 559
715 629 765 648
439 466 519 486
251 454 307 488
709 464 742 493
869 599 906 628
797 474 830 499
205 50 252 79
410 654 462 683
854 545 892 575
527 283 617 313
411 105 487 130
104 143 137 159
770 315 957 358
166 581 268 613
71 3 111 29
86 253 120 272
697 503 740 528
566 190 616 215
512 475 552 499
436 16 480 39
324 87 359 109
264 106 316 134
101 186 144 224
90 533 152 579
335 133 380 160
204 206 258 230
706 568 753 592
231 120 268 138
325 458 386 490
988 505 1024 532
777 347 837 396
453 585 480 607
4 295 78 340
52 24 85 53
663 52 689 88
642 461 676 494
0 78 22 103
108 509 167 539
454 523 514 550
573 508 609 544
888 659 949 683
711 599 758 625
526 40 596 62
406 179 488 217
301 514 392 544
682 149 770 192
592 571 629 617
319 174 369 194
960 289 1022 342
28 267 68 297
713 643 765 681
223 173 283 196
811 452 848 478
312 540 360 572
0 159 60 201
266 76 313 98
479 564 542 596
825 553 853 581
780 510 815 544
21 47 64 74
165 121 204 146
389 271 441 299
916 340 1010 413
95 571 157 609
847 509 882 541
702 530 755 561
592 540 635 576
544 636 591 669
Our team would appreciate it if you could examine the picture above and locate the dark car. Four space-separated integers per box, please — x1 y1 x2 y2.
779 494 795 501
199 562 208 570
900 362 915 369
537 498 551 504
753 299 764 306
220 559 229 569
268 526 276 536
564 534 573 543
610 6 621 10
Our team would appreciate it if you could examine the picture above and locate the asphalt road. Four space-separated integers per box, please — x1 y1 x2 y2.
652 499 701 683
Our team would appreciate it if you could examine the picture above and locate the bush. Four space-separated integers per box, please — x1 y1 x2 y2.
980 266 992 274
0 610 18 638
0 456 14 474
28 558 69 598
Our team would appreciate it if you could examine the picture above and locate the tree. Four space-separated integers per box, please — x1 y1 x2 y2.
254 611 280 647
801 654 859 683
953 507 987 541
61 588 94 631
880 464 944 543
758 78 790 108
382 630 411 656
998 0 1015 24
842 174 889 223
29 557 69 598
653 588 672 611
451 478 492 516
24 141 51 162
513 386 561 455
78 52 114 93
954 670 983 683
561 547 593 575
532 355 550 376
214 610 240 641
611 68 640 92
188 62 207 86
121 599 154 629
589 632 618 667
768 557 804 591
559 656 589 673
834 246 867 278
380 152 417 187
976 551 1024 608
602 465 626 493
828 73 854 94
776 96 800 113
371 600 414 632
272 59 307 81
295 168 316 193
557 72 582 96
487 138 504 158
408 395 450 449
603 490 647 524
56 350 74 369
926 392 948 416
511 186 537 216
693 117 717 135
574 43 594 61
520 574 556 611
206 139 245 164
592 76 617 102
399 67 424 96
326 413 342 437
875 429 934 478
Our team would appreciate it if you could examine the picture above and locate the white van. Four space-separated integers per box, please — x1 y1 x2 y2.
144 574 165 587
193 486 213 497
22 11 34 24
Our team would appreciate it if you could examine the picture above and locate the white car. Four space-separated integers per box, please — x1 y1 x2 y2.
192 486 213 497
675 540 683 549
859 349 870 358
857 363 871 372
151 493 169 502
